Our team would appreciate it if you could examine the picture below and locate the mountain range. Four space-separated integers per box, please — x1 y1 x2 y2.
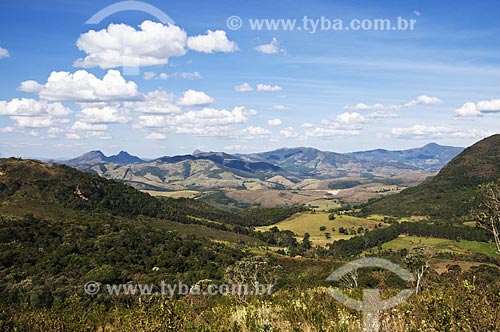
60 143 464 191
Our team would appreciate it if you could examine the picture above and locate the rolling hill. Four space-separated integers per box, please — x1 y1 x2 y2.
361 134 500 219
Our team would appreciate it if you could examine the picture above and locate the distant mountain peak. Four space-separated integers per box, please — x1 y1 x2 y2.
192 149 205 155
64 150 142 166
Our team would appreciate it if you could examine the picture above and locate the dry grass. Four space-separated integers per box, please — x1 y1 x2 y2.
257 212 387 246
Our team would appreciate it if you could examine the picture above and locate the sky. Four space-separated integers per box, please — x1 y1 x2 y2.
1 0 500 159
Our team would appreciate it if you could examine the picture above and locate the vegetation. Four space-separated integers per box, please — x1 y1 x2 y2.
470 179 500 253
2 140 500 332
361 135 500 220
236 205 309 227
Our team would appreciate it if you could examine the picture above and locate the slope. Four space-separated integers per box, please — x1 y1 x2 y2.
361 134 500 219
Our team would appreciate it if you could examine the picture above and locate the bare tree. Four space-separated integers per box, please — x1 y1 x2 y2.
404 246 432 294
340 269 358 289
471 181 500 254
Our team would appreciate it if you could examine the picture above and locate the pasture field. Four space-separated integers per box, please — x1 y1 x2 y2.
374 235 499 258
257 212 388 246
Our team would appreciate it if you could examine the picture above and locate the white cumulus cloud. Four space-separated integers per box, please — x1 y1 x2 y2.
71 121 108 131
267 118 282 126
455 98 500 117
187 30 237 53
177 90 214 106
280 127 299 138
78 106 129 124
75 21 188 69
255 38 285 54
125 90 180 114
234 82 253 92
20 70 140 102
0 98 71 117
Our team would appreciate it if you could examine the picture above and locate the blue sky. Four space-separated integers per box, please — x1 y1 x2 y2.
1 0 500 158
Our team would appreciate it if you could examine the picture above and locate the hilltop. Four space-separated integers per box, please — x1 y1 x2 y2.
361 134 500 219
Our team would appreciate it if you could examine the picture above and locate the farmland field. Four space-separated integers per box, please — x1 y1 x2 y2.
374 235 499 258
257 212 388 246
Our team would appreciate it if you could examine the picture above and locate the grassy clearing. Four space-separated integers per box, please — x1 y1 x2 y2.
257 212 387 246
375 235 499 258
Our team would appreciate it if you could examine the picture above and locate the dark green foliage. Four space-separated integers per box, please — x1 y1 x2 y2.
0 214 245 308
328 222 492 258
235 205 309 227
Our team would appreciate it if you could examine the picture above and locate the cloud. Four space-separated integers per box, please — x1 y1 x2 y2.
242 126 271 137
367 111 399 119
10 116 55 128
455 98 500 117
0 47 9 59
235 83 253 92
345 95 441 111
0 126 15 133
71 121 108 131
173 71 201 80
257 84 282 92
143 72 156 80
177 89 214 106
187 30 237 53
336 112 366 125
77 106 129 124
267 118 282 126
272 105 288 111
159 73 169 80
136 106 252 137
454 102 481 117
125 90 180 114
145 132 166 140
345 103 399 111
391 124 492 139
75 21 188 69
301 122 314 128
304 112 367 138
404 95 441 108
0 98 71 117
280 127 299 138
18 80 43 92
255 38 285 54
476 99 500 112
21 70 140 102
65 133 82 140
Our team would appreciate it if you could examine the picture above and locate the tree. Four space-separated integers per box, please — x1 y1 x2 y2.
471 181 500 254
302 233 312 250
404 246 432 294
